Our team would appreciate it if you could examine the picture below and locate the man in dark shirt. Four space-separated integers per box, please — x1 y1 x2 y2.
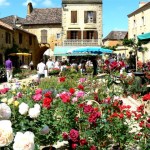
5 58 13 82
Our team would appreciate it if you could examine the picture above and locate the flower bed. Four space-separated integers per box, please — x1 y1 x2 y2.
0 74 150 149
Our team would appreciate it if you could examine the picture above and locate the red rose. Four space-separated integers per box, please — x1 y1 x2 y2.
62 132 68 140
42 97 52 108
58 77 66 82
88 111 101 123
72 143 77 149
60 92 70 103
90 145 97 150
119 113 124 119
83 105 94 114
139 121 145 127
142 93 150 101
69 129 79 142
79 139 87 146
44 91 52 98
78 103 85 108
126 110 131 119
69 88 75 94
77 84 84 90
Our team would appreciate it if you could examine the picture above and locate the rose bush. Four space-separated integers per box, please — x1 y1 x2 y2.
0 74 149 149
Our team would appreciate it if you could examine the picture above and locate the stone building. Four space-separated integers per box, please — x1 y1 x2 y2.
128 2 150 62
0 16 38 67
62 0 103 46
0 20 13 65
22 2 62 64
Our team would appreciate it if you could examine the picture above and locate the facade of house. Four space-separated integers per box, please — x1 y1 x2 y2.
0 16 38 67
102 31 128 58
62 0 103 46
128 2 150 62
0 21 13 65
22 2 62 64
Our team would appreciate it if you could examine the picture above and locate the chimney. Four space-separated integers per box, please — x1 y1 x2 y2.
27 2 33 15
139 2 148 8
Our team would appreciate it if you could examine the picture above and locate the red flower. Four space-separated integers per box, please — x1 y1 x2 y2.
78 103 85 108
142 93 150 101
58 77 66 82
104 60 109 65
42 97 52 108
35 88 42 94
88 111 101 123
74 117 79 122
77 84 84 90
72 143 77 149
69 129 79 142
126 110 132 119
119 113 124 119
137 105 144 113
62 132 68 140
44 91 52 98
59 92 70 103
146 123 150 128
139 121 145 127
83 105 94 114
90 145 97 150
69 88 75 94
79 139 87 146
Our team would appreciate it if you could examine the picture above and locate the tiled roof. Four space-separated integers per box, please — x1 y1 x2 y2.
103 31 128 41
24 8 62 25
62 0 102 4
0 15 26 27
128 2 150 17
0 20 13 30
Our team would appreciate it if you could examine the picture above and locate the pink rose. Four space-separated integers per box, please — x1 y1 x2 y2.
75 91 85 98
69 129 79 142
32 94 42 101
83 105 94 114
35 88 42 94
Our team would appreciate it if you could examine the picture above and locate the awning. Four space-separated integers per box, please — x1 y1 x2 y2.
54 46 97 56
137 32 150 41
73 46 113 54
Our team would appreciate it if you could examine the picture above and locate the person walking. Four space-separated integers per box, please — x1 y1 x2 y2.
37 59 46 79
46 58 54 72
5 57 13 82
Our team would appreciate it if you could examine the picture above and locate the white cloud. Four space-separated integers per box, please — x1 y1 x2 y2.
42 0 52 7
22 0 36 7
0 0 10 6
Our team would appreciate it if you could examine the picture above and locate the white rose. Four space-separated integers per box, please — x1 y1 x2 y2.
0 103 11 120
40 125 50 134
34 104 41 111
28 107 40 119
0 120 14 147
13 131 35 150
19 102 29 115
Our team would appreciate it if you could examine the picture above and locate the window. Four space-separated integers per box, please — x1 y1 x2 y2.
5 32 11 44
41 30 47 43
56 33 61 39
19 33 22 44
71 31 78 39
67 31 81 39
29 35 32 45
71 11 77 23
141 16 145 26
133 20 136 28
87 31 94 39
84 11 96 23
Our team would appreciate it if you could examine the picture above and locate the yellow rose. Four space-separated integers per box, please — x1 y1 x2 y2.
13 101 19 107
1 98 7 103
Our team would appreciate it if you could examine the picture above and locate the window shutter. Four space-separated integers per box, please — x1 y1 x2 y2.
71 11 77 23
93 11 96 23
94 31 98 39
67 31 71 39
78 31 81 39
84 11 88 23
41 30 47 43
83 31 87 39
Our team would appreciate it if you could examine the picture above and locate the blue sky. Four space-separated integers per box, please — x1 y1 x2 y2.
0 0 149 37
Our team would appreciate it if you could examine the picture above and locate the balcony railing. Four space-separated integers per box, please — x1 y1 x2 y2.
63 39 99 46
